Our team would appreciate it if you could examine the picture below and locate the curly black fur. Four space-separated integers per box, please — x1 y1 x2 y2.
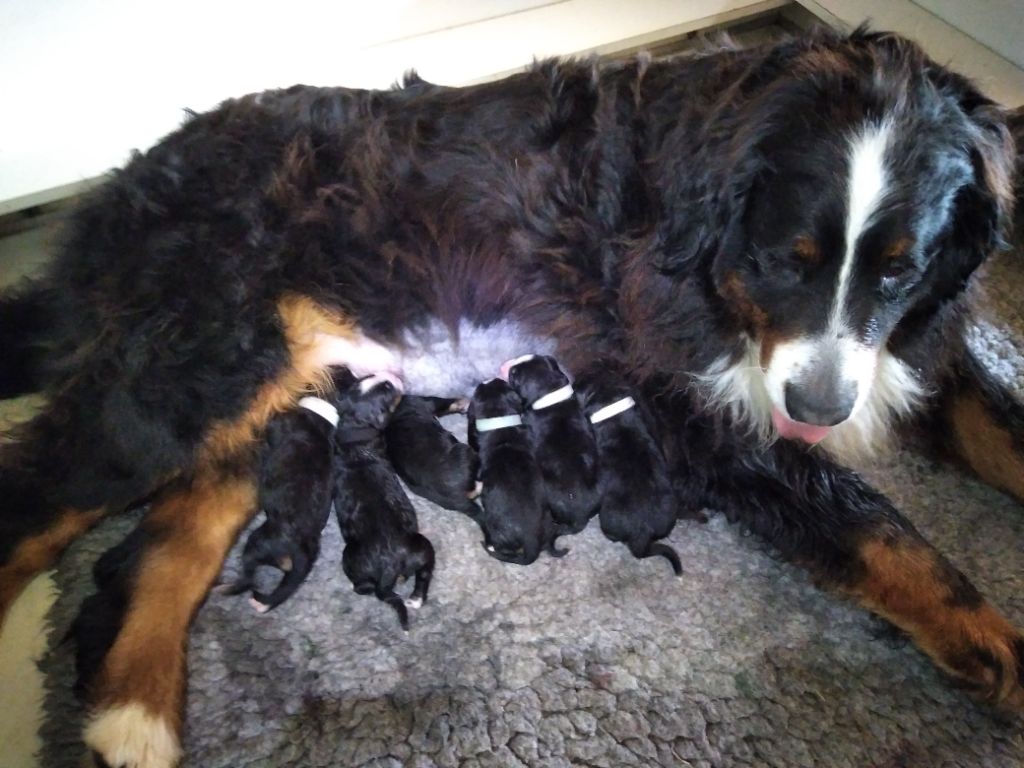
385 396 479 513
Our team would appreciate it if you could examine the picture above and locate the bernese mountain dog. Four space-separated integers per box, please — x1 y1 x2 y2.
333 374 435 630
576 368 683 577
385 394 480 513
468 377 567 564
503 354 601 535
218 366 356 612
0 27 1021 768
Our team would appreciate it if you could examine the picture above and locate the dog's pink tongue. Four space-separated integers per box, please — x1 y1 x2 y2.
771 407 832 445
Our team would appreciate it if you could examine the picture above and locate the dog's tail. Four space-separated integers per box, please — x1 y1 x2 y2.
640 541 683 577
0 279 58 399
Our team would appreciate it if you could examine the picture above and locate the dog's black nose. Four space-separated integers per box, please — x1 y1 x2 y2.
784 379 856 427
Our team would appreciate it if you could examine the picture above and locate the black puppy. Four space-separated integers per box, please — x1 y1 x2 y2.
221 366 355 612
334 374 435 630
503 355 600 535
385 395 480 513
468 378 565 565
577 370 683 576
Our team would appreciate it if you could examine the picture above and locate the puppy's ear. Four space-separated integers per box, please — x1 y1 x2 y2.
926 69 1015 298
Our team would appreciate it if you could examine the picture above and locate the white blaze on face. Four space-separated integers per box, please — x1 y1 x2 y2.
763 121 894 426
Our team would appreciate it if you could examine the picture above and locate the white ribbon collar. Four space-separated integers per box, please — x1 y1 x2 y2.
530 384 574 411
297 396 339 427
589 396 636 424
475 413 524 432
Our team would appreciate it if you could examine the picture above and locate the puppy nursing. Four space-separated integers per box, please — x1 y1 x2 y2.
222 353 682 633
577 370 683 576
504 355 601 535
333 374 435 629
386 395 480 513
221 366 355 612
468 378 566 565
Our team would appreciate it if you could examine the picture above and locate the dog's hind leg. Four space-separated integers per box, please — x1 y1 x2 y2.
405 535 435 610
376 584 410 630
0 389 175 627
250 550 313 612
83 464 258 768
702 437 1024 711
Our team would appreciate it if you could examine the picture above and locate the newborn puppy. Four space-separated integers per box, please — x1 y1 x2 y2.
577 369 682 576
468 378 565 565
385 395 480 513
503 355 600 535
222 366 356 612
334 374 435 630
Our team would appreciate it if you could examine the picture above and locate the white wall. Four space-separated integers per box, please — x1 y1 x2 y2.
0 0 785 213
913 0 1024 69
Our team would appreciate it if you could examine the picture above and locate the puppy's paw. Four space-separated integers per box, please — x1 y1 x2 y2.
467 481 483 500
404 597 424 610
448 397 471 414
84 703 182 768
248 597 270 614
277 555 293 572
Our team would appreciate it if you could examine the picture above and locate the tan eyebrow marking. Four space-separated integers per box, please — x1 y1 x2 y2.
883 237 915 261
793 235 821 264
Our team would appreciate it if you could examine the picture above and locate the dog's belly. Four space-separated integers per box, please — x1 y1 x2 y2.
314 319 555 396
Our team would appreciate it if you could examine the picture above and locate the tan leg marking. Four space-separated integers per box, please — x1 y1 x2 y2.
85 471 257 768
0 507 105 629
848 536 1024 709
950 393 1024 503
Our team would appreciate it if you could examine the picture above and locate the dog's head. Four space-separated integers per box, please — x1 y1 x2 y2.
336 373 404 430
502 355 570 406
469 377 523 420
660 31 1015 448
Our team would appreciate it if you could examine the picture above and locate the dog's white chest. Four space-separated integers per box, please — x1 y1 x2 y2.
399 320 555 396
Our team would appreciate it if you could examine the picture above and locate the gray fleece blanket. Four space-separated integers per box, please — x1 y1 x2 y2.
35 246 1024 767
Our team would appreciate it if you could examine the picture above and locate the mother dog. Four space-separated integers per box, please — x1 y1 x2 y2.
1 28 1022 768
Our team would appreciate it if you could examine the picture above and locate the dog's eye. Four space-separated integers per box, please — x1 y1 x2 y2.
753 249 806 284
879 259 919 300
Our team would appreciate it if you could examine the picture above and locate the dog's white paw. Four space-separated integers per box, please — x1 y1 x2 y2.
467 481 483 500
404 597 423 610
84 703 181 768
249 597 270 614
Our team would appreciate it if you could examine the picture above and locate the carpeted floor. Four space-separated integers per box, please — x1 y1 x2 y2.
26 246 1024 766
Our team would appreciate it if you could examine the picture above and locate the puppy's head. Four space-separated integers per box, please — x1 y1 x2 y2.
469 378 523 420
502 355 569 406
328 365 358 394
336 373 404 430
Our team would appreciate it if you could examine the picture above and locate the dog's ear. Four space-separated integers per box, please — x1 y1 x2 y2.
652 81 775 277
926 69 1015 299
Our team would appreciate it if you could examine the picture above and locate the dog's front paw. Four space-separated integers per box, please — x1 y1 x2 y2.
84 703 182 768
404 596 424 609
